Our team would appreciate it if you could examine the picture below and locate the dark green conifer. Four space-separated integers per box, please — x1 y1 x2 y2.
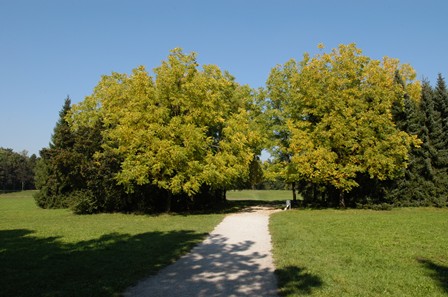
430 74 448 205
50 96 74 149
388 83 428 205
34 97 79 208
393 80 448 207
434 74 448 134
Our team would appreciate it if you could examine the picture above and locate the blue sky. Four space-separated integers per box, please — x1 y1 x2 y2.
1 0 448 156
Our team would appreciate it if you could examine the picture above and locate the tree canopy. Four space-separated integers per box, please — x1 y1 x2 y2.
266 44 421 206
62 49 263 212
0 148 36 192
34 45 448 212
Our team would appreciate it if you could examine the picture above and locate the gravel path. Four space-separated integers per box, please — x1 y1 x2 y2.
123 207 280 297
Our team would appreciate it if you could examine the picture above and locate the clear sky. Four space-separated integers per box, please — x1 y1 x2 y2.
1 0 448 156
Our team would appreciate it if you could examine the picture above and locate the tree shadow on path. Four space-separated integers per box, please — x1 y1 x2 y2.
125 234 278 296
418 258 448 293
0 229 205 297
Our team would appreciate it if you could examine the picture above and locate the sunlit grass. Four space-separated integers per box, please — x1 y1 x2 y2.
270 208 448 296
0 191 224 296
227 189 293 201
5 191 446 296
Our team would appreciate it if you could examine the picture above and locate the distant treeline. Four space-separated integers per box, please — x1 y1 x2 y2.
0 148 36 193
33 44 448 213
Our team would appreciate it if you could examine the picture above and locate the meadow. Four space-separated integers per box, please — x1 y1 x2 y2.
270 208 448 296
1 190 447 296
0 191 224 297
226 189 292 201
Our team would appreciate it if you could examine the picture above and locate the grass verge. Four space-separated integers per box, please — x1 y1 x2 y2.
227 189 293 201
225 189 293 211
0 191 224 297
270 208 448 296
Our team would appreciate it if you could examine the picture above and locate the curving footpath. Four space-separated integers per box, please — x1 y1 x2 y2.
124 207 280 297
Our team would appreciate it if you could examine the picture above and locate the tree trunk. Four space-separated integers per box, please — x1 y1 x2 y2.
222 188 227 201
339 191 346 208
166 194 172 213
292 182 297 205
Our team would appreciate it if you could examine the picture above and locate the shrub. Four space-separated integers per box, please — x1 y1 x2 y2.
34 190 68 209
68 190 100 214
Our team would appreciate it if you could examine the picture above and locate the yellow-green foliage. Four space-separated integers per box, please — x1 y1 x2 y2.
69 49 263 196
267 44 421 192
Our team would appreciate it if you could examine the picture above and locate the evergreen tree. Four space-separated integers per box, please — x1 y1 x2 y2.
434 74 448 206
34 96 79 208
34 96 120 213
426 76 448 205
434 74 448 135
50 97 74 149
389 80 448 206
387 83 431 205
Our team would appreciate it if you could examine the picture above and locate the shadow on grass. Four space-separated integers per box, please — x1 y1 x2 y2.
418 258 448 293
275 266 324 296
0 229 206 297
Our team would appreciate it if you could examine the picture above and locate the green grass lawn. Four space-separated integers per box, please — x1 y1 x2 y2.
225 189 295 212
270 208 448 296
227 189 293 201
0 191 225 297
4 190 447 296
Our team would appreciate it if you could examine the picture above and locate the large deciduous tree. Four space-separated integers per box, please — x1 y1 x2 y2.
266 44 421 207
264 60 300 202
69 49 262 211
